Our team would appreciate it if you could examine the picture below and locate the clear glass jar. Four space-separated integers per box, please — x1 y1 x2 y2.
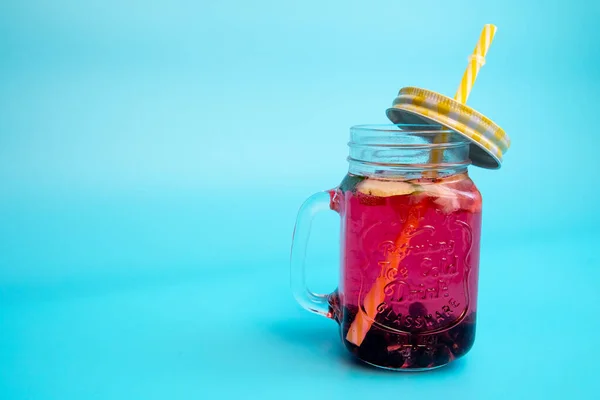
291 125 482 370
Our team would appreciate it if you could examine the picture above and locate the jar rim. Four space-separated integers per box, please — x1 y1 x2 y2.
350 124 471 150
350 124 470 143
347 124 471 177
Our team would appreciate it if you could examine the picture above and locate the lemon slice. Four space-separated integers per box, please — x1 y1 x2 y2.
356 179 416 197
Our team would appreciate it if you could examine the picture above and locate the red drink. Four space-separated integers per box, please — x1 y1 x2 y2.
330 172 482 370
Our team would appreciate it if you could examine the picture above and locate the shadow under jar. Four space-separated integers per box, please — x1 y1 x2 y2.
291 125 482 371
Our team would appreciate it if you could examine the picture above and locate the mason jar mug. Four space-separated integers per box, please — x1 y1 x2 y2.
290 125 482 370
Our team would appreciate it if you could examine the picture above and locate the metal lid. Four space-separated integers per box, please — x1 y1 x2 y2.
386 86 510 169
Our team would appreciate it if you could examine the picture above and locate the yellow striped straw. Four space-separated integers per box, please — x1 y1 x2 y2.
455 24 497 103
346 25 499 347
430 24 497 167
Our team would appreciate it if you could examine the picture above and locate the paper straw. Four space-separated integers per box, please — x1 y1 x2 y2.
346 204 424 346
430 24 497 167
346 25 498 347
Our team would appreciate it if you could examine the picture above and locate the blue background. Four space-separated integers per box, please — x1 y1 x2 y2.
1 0 599 398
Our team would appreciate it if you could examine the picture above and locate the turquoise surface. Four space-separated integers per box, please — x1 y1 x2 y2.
1 0 599 398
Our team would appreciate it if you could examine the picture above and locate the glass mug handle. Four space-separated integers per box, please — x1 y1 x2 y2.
290 191 338 318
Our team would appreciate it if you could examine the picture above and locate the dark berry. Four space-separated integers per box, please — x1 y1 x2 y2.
341 311 476 369
386 350 406 369
409 302 428 317
358 329 389 366
448 322 476 357
432 346 453 367
343 305 359 321
412 346 433 369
